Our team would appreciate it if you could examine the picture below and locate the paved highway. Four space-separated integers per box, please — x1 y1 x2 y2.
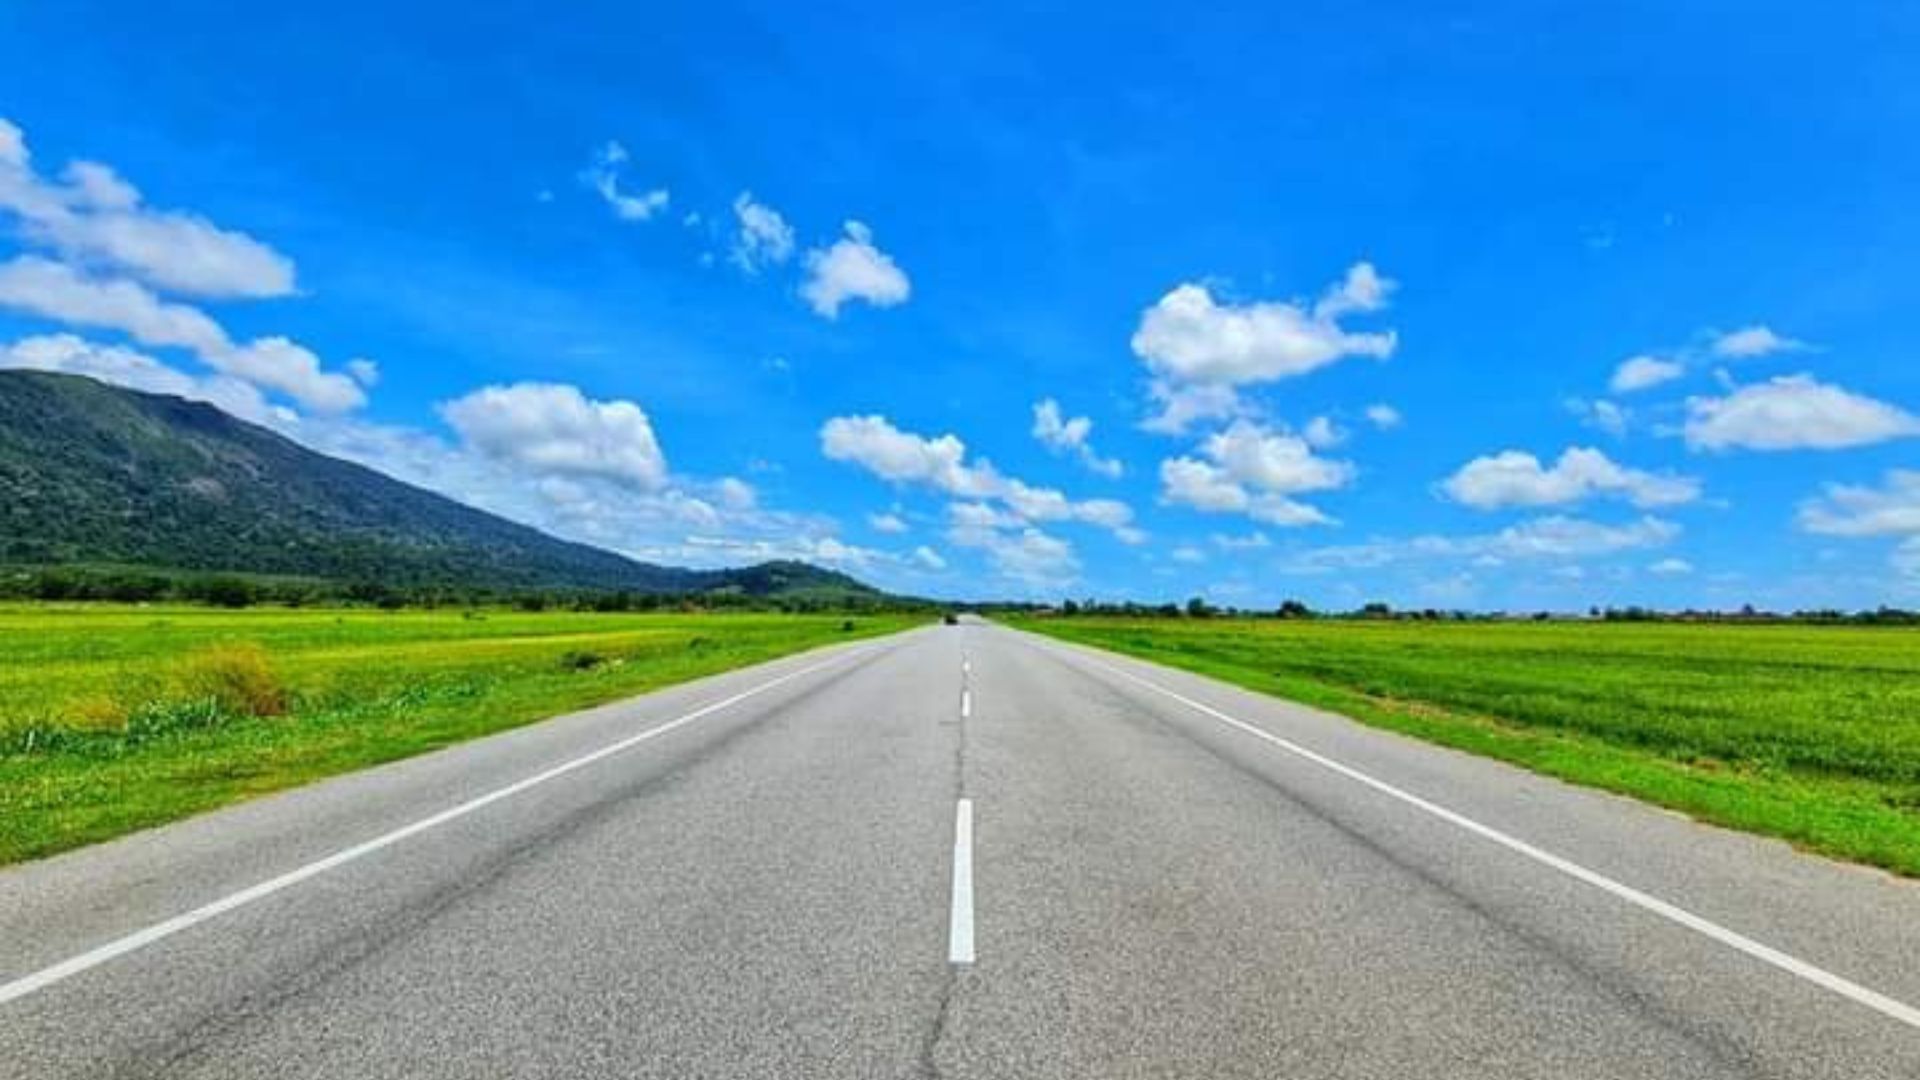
2 620 1917 1077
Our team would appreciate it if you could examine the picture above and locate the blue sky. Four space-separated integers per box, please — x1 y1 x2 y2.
2 2 1917 609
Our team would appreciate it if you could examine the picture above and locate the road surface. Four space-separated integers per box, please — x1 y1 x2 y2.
3 620 1917 1077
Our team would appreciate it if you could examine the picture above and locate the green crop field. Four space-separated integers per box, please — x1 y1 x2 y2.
0 605 920 864
1010 616 1920 877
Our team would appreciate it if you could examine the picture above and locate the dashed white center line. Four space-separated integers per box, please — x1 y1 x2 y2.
948 799 975 965
960 689 972 719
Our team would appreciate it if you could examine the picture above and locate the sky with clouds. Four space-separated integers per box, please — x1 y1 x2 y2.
1 3 1916 610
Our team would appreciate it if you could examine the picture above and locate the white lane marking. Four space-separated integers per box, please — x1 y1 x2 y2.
949 799 975 964
1068 648 1920 1032
0 645 877 1007
962 656 971 675
960 689 973 719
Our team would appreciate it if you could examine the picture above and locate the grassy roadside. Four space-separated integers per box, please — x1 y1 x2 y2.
0 606 922 865
1007 616 1920 878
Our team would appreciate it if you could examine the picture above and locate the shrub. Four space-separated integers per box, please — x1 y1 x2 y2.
559 649 605 671
175 643 288 717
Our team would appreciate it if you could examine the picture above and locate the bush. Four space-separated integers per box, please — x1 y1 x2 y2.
175 642 288 717
559 649 605 671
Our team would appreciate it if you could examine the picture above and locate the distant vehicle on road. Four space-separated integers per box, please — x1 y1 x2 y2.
944 612 960 625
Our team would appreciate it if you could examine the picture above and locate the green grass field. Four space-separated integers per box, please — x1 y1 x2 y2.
1010 616 1920 877
0 605 919 864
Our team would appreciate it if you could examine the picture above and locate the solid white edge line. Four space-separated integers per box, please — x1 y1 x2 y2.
949 798 975 964
0 644 876 1007
1060 644 1920 1033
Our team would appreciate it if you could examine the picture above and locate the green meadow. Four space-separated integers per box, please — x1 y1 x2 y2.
0 605 919 864
1011 616 1920 877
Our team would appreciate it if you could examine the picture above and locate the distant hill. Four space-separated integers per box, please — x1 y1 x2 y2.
0 370 880 599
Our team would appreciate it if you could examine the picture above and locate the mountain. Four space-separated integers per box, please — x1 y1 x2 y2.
0 370 879 598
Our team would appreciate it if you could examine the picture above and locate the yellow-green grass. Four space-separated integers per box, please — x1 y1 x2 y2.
1009 616 1920 877
0 605 921 864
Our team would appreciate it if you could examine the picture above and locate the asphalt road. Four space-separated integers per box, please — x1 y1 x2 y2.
3 620 1918 1078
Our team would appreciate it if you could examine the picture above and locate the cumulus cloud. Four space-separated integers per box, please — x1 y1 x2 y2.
1683 375 1920 451
1440 446 1700 510
913 545 947 570
580 141 669 222
1648 558 1694 576
729 191 794 273
1711 325 1806 359
440 382 668 490
1159 419 1351 527
868 511 909 534
1032 398 1123 477
820 413 1136 538
0 117 296 298
0 332 271 420
1130 263 1396 389
0 255 365 411
800 221 910 318
1609 354 1683 394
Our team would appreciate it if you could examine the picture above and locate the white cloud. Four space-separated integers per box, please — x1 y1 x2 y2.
0 255 365 412
1130 263 1396 388
1711 325 1806 359
868 511 909 534
0 118 296 298
1440 447 1700 510
1798 470 1920 581
1159 419 1351 527
1609 354 1683 394
1798 470 1920 538
913 545 947 570
580 141 668 222
1302 415 1345 449
1648 558 1694 576
0 254 226 352
715 477 756 510
1684 375 1920 451
1363 403 1402 430
1032 398 1123 477
346 358 380 387
729 191 794 273
821 414 984 493
215 336 366 414
1170 545 1206 564
800 220 910 318
1141 379 1245 435
946 519 1078 586
1567 397 1630 438
1206 419 1354 494
0 332 270 421
821 413 1136 538
1285 515 1681 574
440 382 668 490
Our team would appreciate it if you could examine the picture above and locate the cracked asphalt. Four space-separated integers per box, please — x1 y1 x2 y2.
3 620 1919 1078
